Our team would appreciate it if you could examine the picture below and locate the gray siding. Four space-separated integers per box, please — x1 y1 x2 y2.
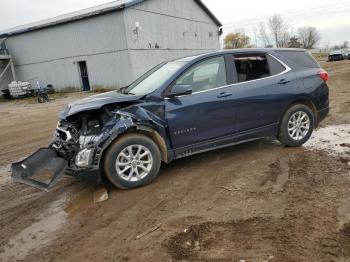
15 50 131 90
7 12 127 65
129 0 216 25
124 8 220 50
124 0 220 79
6 11 130 90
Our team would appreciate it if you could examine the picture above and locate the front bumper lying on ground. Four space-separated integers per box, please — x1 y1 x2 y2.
11 148 67 192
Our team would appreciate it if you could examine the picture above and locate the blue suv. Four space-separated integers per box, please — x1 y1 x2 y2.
12 49 329 191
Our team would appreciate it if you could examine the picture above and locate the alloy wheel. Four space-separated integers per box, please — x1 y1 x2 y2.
288 111 311 141
115 145 153 182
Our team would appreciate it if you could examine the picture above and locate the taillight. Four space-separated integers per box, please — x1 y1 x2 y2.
319 71 329 82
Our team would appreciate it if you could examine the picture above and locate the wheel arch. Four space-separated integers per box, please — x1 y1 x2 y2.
132 125 169 163
98 124 169 184
100 124 169 167
278 99 318 132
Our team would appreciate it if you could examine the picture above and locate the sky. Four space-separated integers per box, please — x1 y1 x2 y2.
0 0 349 48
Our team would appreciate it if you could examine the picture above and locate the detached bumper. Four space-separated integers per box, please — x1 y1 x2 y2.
11 148 67 192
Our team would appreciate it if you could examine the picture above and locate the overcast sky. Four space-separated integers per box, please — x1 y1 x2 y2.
0 0 349 47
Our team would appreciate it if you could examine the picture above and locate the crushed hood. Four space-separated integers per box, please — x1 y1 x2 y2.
59 91 144 119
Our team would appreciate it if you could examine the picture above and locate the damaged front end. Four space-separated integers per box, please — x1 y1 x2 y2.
11 93 166 191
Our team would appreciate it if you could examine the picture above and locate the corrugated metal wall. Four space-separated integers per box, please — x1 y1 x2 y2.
124 0 220 79
4 0 220 91
6 11 131 90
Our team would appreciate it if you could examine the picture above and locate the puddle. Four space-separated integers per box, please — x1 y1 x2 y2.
304 124 350 156
0 176 95 261
0 196 67 262
64 187 94 217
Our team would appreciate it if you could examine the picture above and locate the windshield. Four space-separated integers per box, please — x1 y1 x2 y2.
126 61 185 95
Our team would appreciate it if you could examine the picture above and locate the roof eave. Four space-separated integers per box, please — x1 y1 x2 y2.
194 0 222 27
0 0 145 38
0 0 222 38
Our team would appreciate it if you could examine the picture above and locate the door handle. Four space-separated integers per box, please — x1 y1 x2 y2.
217 92 232 98
278 79 290 85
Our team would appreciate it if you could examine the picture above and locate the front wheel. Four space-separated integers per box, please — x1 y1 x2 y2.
278 104 315 147
103 134 161 189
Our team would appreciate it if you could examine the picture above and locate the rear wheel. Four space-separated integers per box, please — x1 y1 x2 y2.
103 134 161 189
278 104 314 147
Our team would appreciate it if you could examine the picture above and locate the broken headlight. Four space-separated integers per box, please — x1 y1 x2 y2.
75 148 94 167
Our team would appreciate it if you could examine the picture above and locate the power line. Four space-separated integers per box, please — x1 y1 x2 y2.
222 1 350 28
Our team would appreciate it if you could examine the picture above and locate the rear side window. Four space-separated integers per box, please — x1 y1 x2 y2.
276 51 320 68
233 54 270 83
267 55 286 75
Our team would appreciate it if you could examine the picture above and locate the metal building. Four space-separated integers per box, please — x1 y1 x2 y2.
0 0 222 92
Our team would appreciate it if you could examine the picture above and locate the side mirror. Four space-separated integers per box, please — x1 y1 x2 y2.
168 85 192 98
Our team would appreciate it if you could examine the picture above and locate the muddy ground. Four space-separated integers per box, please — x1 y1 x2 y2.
0 60 349 262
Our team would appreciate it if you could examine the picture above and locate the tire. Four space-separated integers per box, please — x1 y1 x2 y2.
278 104 315 147
103 133 161 189
38 97 44 103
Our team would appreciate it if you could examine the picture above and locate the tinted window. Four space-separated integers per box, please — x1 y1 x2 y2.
176 56 227 93
233 54 270 83
267 55 286 75
276 51 320 68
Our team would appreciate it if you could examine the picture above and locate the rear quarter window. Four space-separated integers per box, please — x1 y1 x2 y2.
267 55 286 75
276 51 320 68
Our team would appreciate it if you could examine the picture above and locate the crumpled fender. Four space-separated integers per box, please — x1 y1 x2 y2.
92 104 172 166
117 104 167 130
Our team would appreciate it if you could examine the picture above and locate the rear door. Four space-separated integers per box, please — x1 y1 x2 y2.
231 53 296 133
165 55 236 151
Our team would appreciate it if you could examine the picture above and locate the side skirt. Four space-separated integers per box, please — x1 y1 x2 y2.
171 124 278 160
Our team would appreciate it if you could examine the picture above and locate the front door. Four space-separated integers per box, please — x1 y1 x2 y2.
165 56 236 153
78 61 91 91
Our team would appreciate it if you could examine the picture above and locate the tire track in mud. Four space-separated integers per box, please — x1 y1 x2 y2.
164 151 350 262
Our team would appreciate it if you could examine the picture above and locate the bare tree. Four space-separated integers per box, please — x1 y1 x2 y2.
280 29 291 48
297 26 321 49
253 26 258 47
340 41 349 49
268 14 290 48
258 22 271 47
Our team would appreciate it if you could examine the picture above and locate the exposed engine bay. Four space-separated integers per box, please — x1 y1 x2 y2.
53 104 136 170
11 91 168 191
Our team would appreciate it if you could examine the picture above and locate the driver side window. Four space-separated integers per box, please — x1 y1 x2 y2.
176 56 227 93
